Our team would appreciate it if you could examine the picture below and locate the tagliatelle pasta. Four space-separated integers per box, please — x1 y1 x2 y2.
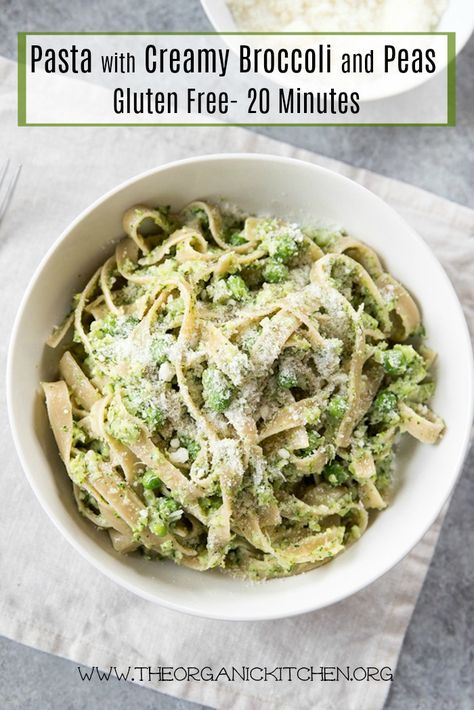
42 201 444 580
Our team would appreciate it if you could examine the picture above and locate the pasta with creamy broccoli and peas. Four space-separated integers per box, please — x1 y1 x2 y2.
42 200 444 580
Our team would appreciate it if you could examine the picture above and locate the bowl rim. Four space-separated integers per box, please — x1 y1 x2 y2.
7 152 474 620
200 0 474 102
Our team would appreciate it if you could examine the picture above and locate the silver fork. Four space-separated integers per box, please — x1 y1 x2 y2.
0 160 22 227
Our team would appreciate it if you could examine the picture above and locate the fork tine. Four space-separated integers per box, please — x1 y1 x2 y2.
0 163 22 225
0 159 10 189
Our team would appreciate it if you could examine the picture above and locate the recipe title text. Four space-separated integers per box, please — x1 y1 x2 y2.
20 33 455 126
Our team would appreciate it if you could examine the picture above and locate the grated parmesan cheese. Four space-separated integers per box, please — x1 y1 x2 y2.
169 447 190 464
227 0 447 33
158 361 175 382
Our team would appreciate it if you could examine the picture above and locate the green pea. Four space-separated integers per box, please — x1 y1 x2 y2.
150 519 167 537
142 469 161 490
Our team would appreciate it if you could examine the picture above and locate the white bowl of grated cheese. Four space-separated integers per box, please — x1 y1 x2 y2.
8 154 473 619
201 0 474 100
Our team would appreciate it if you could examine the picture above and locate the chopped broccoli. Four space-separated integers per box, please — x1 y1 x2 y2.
305 226 342 248
121 374 166 434
382 344 423 377
90 439 110 458
149 496 182 536
270 233 300 263
71 423 87 447
106 401 141 445
383 348 406 376
239 326 259 354
229 231 247 246
322 461 350 486
157 496 181 516
90 314 138 341
327 395 347 420
305 407 321 426
122 388 164 434
375 455 393 490
69 453 88 485
209 275 249 303
277 363 299 389
89 314 118 341
179 435 200 462
406 381 435 403
140 402 165 432
389 379 434 403
201 367 234 413
263 260 288 283
198 495 223 514
209 279 231 304
370 390 399 425
88 314 139 366
69 450 102 485
226 275 249 301
165 296 185 320
150 333 176 365
302 429 323 457
361 312 380 331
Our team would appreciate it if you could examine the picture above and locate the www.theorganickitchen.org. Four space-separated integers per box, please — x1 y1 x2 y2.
76 665 394 683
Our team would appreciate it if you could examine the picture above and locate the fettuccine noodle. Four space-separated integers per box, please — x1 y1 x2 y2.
42 201 444 580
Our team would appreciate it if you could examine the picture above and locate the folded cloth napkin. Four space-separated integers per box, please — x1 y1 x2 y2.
0 56 473 710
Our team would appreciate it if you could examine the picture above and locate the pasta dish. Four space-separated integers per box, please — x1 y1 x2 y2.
43 201 444 580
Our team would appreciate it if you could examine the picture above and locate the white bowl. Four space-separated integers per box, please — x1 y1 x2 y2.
201 0 474 101
7 154 473 620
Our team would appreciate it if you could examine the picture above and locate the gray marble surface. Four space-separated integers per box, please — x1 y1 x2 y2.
0 2 473 709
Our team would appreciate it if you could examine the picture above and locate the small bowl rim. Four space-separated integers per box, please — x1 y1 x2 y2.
200 0 474 102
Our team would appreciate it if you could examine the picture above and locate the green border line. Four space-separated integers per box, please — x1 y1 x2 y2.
447 32 457 126
19 123 452 127
18 31 454 36
18 31 456 128
17 32 27 126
